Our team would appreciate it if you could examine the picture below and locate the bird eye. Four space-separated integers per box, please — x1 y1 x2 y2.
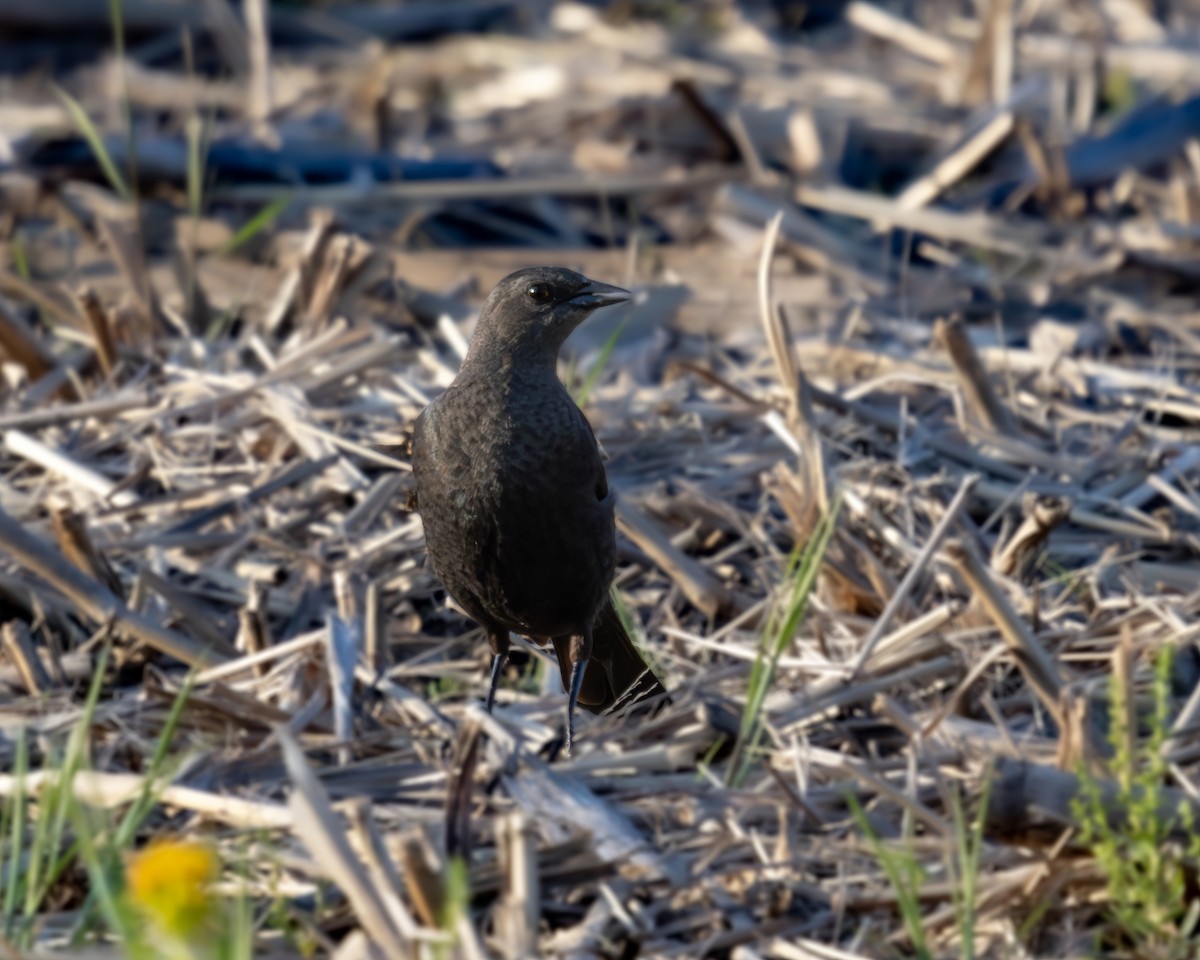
526 282 552 303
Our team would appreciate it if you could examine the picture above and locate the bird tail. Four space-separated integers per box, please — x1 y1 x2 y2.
551 595 668 715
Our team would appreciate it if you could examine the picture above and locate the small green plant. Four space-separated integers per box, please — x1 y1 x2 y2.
427 673 469 700
1073 646 1200 958
572 317 628 408
49 0 139 203
1 644 110 948
849 793 932 960
727 493 841 787
53 85 129 200
609 586 659 674
0 649 267 958
849 773 992 960
218 197 293 257
436 855 471 960
947 774 990 960
508 645 545 697
1101 67 1138 117
10 231 31 281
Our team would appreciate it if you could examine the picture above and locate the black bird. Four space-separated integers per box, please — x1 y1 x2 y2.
412 266 665 750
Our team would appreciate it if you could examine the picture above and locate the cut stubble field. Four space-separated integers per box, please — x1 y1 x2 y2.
3 1 1200 958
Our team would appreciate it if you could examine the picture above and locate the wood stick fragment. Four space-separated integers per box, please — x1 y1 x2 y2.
0 768 292 830
0 648 91 691
849 475 977 677
345 800 422 942
0 504 223 669
74 287 118 375
244 0 273 138
670 78 740 162
138 569 236 655
935 315 1020 437
794 182 1040 254
235 584 270 677
896 110 1015 209
265 209 335 334
302 235 355 338
0 271 79 330
990 494 1071 576
496 811 540 960
326 592 360 766
397 831 444 929
5 430 137 509
1 620 52 693
444 713 483 862
196 628 324 684
945 538 1064 723
1118 446 1200 512
990 0 1014 103
845 1 958 66
615 501 734 619
280 729 411 956
96 216 164 334
989 756 1200 841
214 166 736 205
364 578 383 674
50 505 124 599
0 391 148 432
0 292 54 380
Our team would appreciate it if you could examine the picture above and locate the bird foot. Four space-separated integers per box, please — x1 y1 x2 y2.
564 656 589 757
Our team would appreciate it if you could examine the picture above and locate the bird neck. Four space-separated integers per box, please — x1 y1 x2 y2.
460 332 560 382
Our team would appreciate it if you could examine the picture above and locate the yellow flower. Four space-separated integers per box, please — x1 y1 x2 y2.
125 838 219 938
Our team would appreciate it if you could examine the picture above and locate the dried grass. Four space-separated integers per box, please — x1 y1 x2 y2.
3 1 1200 957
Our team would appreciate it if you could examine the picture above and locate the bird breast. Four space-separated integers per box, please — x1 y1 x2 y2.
451 372 597 493
414 368 615 635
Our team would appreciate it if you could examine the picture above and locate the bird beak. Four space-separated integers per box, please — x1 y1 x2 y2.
569 279 632 310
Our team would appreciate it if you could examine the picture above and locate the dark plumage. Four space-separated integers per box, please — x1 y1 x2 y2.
411 266 665 750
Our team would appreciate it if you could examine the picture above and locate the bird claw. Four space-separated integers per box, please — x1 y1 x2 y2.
564 656 589 756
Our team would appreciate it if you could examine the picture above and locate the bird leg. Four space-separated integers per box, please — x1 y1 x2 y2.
564 628 593 756
485 627 510 713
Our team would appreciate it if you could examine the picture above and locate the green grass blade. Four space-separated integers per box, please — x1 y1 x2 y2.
107 0 140 211
220 197 292 256
115 673 195 847
11 233 30 281
230 889 254 960
563 354 577 395
849 793 932 959
68 801 128 947
63 672 197 941
436 855 470 959
950 785 977 960
728 492 841 786
2 727 28 934
610 586 656 663
52 85 129 200
574 317 628 408
28 642 110 918
21 747 56 927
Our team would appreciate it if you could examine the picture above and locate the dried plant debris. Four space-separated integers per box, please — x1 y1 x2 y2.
4 0 1200 957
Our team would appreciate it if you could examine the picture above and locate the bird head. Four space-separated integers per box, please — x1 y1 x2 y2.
469 266 631 361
